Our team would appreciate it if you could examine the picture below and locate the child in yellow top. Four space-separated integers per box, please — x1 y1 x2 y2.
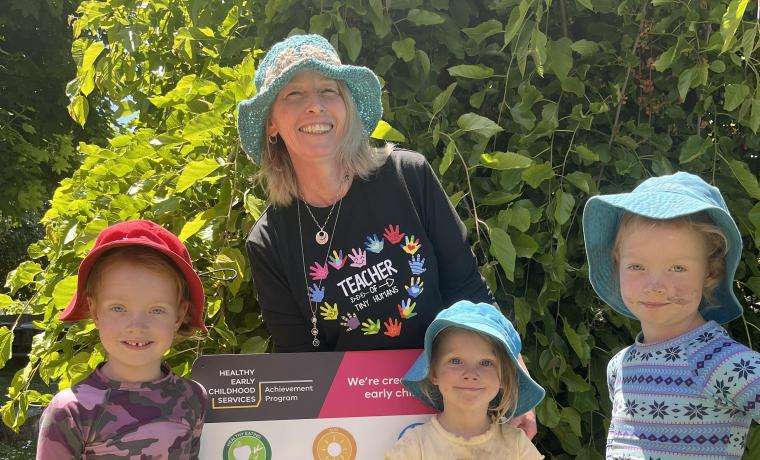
386 300 545 459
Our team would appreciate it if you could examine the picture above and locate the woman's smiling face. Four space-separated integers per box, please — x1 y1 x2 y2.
267 70 347 164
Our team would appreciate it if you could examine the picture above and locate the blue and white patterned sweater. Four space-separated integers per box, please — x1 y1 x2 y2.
606 321 759 459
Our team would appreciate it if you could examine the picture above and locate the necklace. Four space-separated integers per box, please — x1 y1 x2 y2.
301 175 348 245
297 193 344 348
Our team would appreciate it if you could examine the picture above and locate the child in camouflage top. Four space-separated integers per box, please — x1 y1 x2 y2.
37 220 208 459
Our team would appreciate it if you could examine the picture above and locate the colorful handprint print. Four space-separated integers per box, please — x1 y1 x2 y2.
361 318 381 335
364 234 384 253
408 254 427 275
402 235 421 255
383 224 405 244
348 248 367 268
397 298 417 319
383 318 402 337
327 249 347 270
405 277 424 298
319 302 339 320
308 283 325 303
309 261 329 281
340 313 360 332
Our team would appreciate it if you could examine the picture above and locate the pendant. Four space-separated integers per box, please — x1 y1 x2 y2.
315 230 329 245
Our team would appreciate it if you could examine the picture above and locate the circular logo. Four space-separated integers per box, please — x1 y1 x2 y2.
223 430 272 460
312 427 357 460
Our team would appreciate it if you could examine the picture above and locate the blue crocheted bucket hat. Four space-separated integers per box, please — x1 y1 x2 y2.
402 300 545 418
582 171 743 323
236 34 382 163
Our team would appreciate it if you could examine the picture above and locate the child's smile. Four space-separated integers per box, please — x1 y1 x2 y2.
89 260 187 382
617 221 710 343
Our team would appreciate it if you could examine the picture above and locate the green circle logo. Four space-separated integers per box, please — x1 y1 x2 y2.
223 430 272 460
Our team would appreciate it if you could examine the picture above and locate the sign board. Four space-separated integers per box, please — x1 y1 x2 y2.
192 349 435 459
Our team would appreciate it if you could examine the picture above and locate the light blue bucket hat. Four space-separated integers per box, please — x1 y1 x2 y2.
236 34 383 163
402 300 545 418
582 171 743 324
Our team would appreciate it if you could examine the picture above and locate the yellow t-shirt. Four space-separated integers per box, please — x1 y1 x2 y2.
385 416 543 460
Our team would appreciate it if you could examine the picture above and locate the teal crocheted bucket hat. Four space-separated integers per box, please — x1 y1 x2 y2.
582 171 743 324
236 34 382 163
402 300 545 418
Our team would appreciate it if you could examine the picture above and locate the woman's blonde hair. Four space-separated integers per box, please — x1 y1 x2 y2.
612 211 728 299
419 327 519 422
258 79 391 207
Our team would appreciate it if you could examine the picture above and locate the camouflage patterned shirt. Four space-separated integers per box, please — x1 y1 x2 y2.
36 363 206 459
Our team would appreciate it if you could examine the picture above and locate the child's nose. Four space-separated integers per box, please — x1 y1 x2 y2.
644 276 666 294
126 314 150 330
462 364 480 379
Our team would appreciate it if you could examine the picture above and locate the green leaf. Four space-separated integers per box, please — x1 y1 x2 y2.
183 112 224 144
536 397 561 428
175 158 220 193
709 60 726 73
563 320 590 364
548 38 573 80
406 9 445 26
576 0 593 11
392 38 416 62
724 83 750 111
68 95 89 127
480 151 532 170
678 135 710 164
506 207 532 232
571 39 599 57
432 83 457 117
0 294 12 310
503 0 530 47
554 191 575 225
574 145 599 162
447 64 494 79
720 0 750 53
653 38 681 72
462 19 502 45
489 228 516 281
52 276 78 310
562 406 582 436
745 276 760 297
456 113 503 139
439 141 457 175
565 171 593 194
512 232 538 258
729 160 760 199
0 327 12 369
240 335 269 354
750 98 760 133
81 41 105 72
370 120 406 142
522 162 555 188
339 27 362 62
677 68 694 100
5 261 42 295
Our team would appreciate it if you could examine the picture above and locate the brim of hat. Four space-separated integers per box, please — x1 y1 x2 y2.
402 321 545 418
59 239 207 331
582 190 743 324
237 59 382 163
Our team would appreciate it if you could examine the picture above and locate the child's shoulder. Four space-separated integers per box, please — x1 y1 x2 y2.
384 419 430 460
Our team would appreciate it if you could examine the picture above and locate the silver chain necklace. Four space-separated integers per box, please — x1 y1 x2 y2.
297 193 344 348
301 176 347 245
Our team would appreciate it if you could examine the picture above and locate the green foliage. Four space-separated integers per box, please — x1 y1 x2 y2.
0 0 111 221
2 0 759 457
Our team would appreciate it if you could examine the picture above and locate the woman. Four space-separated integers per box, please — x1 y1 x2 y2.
237 34 536 435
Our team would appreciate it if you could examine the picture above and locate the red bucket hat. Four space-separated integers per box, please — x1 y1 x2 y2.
60 220 207 331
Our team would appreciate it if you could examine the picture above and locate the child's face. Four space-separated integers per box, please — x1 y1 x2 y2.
89 259 187 382
617 220 711 343
429 329 501 418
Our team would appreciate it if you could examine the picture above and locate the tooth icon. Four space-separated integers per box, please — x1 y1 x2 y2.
233 445 252 460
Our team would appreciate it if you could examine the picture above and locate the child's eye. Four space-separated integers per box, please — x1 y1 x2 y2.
480 359 495 367
448 357 462 365
670 265 686 273
625 263 644 271
109 305 126 313
150 307 167 315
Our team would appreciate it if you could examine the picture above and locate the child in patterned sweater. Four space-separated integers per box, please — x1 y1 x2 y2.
36 220 207 459
582 172 759 459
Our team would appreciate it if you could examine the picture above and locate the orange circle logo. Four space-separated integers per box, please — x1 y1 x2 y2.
312 427 357 460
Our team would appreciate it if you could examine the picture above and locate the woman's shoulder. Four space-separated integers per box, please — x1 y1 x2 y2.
386 148 430 172
246 202 283 248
